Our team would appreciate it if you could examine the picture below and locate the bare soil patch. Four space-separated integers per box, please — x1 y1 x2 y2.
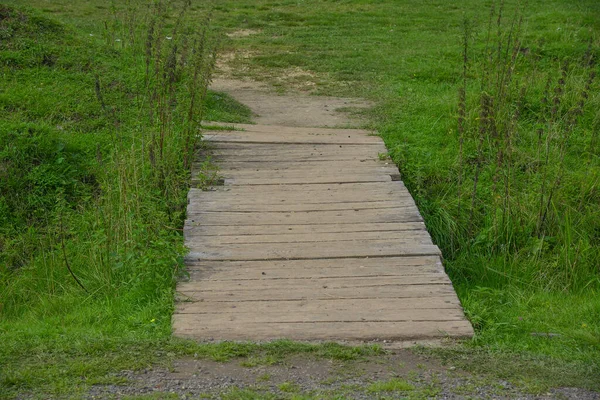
226 29 262 38
210 78 372 128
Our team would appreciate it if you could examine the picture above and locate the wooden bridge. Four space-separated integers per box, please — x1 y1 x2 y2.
173 122 473 344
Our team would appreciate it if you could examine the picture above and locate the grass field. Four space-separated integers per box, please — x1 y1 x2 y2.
1 0 599 397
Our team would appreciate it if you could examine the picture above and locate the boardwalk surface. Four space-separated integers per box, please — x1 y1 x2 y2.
173 120 473 343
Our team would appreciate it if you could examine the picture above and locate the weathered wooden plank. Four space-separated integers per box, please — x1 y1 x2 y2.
192 169 399 185
186 207 424 226
187 265 445 281
200 174 392 185
188 188 412 205
178 283 456 301
186 239 440 261
184 222 428 236
176 297 461 314
204 147 382 155
224 176 391 185
184 230 434 245
175 306 466 323
201 143 388 158
205 123 374 136
173 319 474 341
196 159 397 170
188 235 439 255
179 275 451 292
207 154 380 162
216 165 399 177
189 181 409 195
204 134 380 145
187 256 443 278
188 200 412 213
189 193 413 204
203 124 380 145
204 140 384 148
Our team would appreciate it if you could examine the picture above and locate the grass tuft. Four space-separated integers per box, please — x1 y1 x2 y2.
366 378 415 393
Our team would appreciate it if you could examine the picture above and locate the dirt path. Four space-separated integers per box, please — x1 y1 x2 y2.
211 78 371 128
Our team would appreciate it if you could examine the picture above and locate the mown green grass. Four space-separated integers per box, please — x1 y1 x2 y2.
1 0 599 397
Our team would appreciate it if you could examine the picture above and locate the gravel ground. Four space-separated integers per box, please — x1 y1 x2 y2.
86 350 600 399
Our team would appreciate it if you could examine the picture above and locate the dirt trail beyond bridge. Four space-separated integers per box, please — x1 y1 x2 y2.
173 78 473 344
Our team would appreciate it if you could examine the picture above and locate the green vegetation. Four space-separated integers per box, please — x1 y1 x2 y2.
278 382 301 393
1 0 599 397
367 378 415 393
192 378 436 400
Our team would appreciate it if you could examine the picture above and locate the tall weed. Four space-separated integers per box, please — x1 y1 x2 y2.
451 2 599 290
0 1 218 319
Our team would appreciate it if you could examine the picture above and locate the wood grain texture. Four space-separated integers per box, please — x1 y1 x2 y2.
184 222 429 236
186 208 424 225
175 124 473 343
203 124 381 144
173 320 474 341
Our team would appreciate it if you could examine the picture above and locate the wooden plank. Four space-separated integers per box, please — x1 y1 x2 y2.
188 191 413 207
205 123 374 136
197 159 397 170
186 240 440 261
204 141 385 149
208 154 380 162
173 319 474 341
184 230 434 245
177 274 452 296
201 165 399 177
192 171 398 185
177 283 456 301
204 147 382 155
188 186 412 204
204 133 381 145
189 192 413 204
214 172 399 183
175 306 466 323
186 207 424 226
184 222 428 236
201 143 388 158
184 255 444 278
185 255 443 270
203 125 381 145
179 274 451 292
189 181 410 195
186 265 445 281
216 165 399 176
200 174 392 186
176 297 461 314
188 200 412 213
